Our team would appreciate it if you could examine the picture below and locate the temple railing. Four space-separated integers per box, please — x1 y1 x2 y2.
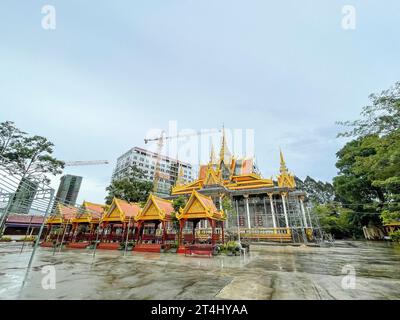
238 228 292 241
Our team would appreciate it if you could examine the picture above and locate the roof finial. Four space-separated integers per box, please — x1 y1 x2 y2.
219 124 230 163
280 148 288 174
210 143 216 165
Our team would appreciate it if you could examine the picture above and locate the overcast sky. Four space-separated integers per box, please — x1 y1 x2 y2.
1 1 399 204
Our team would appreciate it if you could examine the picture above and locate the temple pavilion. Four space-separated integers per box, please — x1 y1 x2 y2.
67 201 105 248
97 197 140 249
176 190 225 253
43 203 78 246
169 130 314 243
134 193 175 252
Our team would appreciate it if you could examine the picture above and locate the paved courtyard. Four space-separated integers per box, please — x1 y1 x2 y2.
0 241 399 300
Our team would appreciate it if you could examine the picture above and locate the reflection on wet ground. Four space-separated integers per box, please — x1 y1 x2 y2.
0 241 399 300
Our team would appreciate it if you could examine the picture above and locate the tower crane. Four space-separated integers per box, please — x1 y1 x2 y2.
144 129 220 193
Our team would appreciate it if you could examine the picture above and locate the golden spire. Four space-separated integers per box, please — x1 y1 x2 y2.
176 165 184 186
277 149 296 188
279 149 288 174
219 125 231 164
210 143 217 165
219 125 225 162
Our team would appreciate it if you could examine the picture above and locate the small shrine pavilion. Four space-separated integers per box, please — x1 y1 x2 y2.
176 190 225 254
134 193 175 252
98 197 140 249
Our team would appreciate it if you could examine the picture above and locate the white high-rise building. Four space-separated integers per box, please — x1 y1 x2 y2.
112 147 194 196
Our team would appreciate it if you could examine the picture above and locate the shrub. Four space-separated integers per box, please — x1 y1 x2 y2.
20 235 36 242
0 236 12 242
389 230 400 242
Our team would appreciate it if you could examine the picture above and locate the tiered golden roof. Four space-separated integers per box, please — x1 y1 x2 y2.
101 197 141 223
135 193 174 222
172 130 296 195
71 201 106 224
277 150 296 188
177 190 225 221
47 203 78 225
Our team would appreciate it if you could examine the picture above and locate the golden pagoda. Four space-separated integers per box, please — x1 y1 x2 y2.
169 129 312 243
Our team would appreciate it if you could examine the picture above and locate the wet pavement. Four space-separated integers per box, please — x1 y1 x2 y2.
0 241 399 300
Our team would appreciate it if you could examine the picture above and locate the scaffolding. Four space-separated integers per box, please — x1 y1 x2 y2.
0 155 110 291
224 192 327 245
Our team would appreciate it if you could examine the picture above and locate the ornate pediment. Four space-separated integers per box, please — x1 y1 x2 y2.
177 190 224 221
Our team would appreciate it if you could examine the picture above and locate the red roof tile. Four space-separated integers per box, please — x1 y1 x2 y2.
6 214 44 225
116 199 140 218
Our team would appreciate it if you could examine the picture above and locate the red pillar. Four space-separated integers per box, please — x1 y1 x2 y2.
136 221 142 243
211 219 216 246
179 219 185 246
122 222 127 243
100 222 107 242
192 220 196 244
162 220 167 244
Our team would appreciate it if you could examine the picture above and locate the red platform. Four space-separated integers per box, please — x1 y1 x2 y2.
40 242 54 248
133 243 161 253
185 244 213 257
66 242 89 249
96 243 120 250
177 245 186 254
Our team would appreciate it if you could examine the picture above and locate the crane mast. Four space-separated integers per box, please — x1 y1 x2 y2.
144 129 221 194
152 131 165 193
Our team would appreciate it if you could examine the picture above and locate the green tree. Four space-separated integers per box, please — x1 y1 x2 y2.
172 195 186 213
313 203 354 238
221 196 234 220
171 196 187 231
0 121 26 157
105 165 153 204
295 176 335 204
337 82 400 137
335 82 400 230
6 135 65 180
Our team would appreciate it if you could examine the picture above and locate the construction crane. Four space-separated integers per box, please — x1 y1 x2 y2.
63 160 109 167
144 129 220 193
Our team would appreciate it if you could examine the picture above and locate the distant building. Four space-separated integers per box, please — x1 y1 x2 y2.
112 147 194 197
55 174 82 206
9 177 39 215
